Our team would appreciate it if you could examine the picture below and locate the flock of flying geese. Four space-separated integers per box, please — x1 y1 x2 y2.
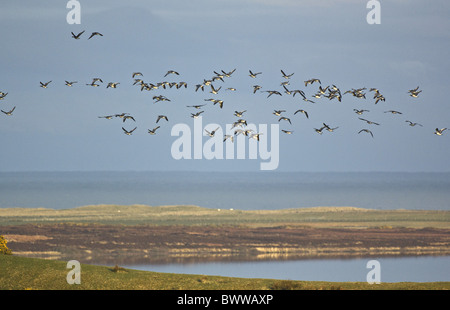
0 32 447 140
1 68 448 139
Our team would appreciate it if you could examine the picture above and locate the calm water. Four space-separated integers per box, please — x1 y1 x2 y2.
0 171 450 210
1 171 449 282
124 256 450 283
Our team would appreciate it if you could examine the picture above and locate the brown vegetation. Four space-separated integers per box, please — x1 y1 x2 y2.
3 223 449 265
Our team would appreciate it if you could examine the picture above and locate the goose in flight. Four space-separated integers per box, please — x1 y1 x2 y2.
234 110 247 118
0 92 8 99
122 115 135 123
292 89 306 98
249 133 263 141
374 94 386 104
304 78 321 86
405 120 423 127
281 130 294 134
212 74 224 82
86 78 102 87
323 123 339 132
153 95 171 103
434 128 447 136
86 81 100 87
156 115 169 123
205 127 220 137
187 104 206 109
176 81 188 89
164 70 179 77
232 119 248 128
114 113 130 119
359 118 380 125
98 115 114 119
264 90 282 98
314 127 326 135
318 86 329 95
210 84 221 94
223 135 234 142
273 110 286 116
297 91 314 103
71 30 85 39
65 81 77 87
133 79 143 86
354 109 369 115
408 86 422 98
88 32 103 39
249 70 262 78
195 84 205 92
384 110 402 115
278 116 292 124
191 111 204 118
282 85 292 95
107 82 120 88
345 88 366 99
221 69 236 77
281 70 294 79
1 106 15 116
294 109 309 119
234 129 246 136
358 129 374 138
212 99 224 109
132 72 143 78
252 85 262 93
40 81 52 88
148 126 160 135
122 127 137 135
226 87 237 91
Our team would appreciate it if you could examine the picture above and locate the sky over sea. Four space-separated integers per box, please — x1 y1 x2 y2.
0 1 449 172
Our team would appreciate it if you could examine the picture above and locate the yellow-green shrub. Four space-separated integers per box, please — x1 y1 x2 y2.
0 235 12 255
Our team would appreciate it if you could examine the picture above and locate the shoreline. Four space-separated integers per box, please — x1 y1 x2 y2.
4 223 450 265
2 205 449 265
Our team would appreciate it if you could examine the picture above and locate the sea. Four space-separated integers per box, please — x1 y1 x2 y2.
1 171 449 283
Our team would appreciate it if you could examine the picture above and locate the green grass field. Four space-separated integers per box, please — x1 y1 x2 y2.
1 255 449 290
1 205 449 290
1 204 449 228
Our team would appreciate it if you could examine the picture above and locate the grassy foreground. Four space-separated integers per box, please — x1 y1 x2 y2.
1 255 449 290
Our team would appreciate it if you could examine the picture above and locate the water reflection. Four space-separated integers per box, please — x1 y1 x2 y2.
124 256 450 283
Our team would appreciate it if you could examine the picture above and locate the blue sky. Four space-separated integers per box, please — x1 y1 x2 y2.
0 0 449 172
